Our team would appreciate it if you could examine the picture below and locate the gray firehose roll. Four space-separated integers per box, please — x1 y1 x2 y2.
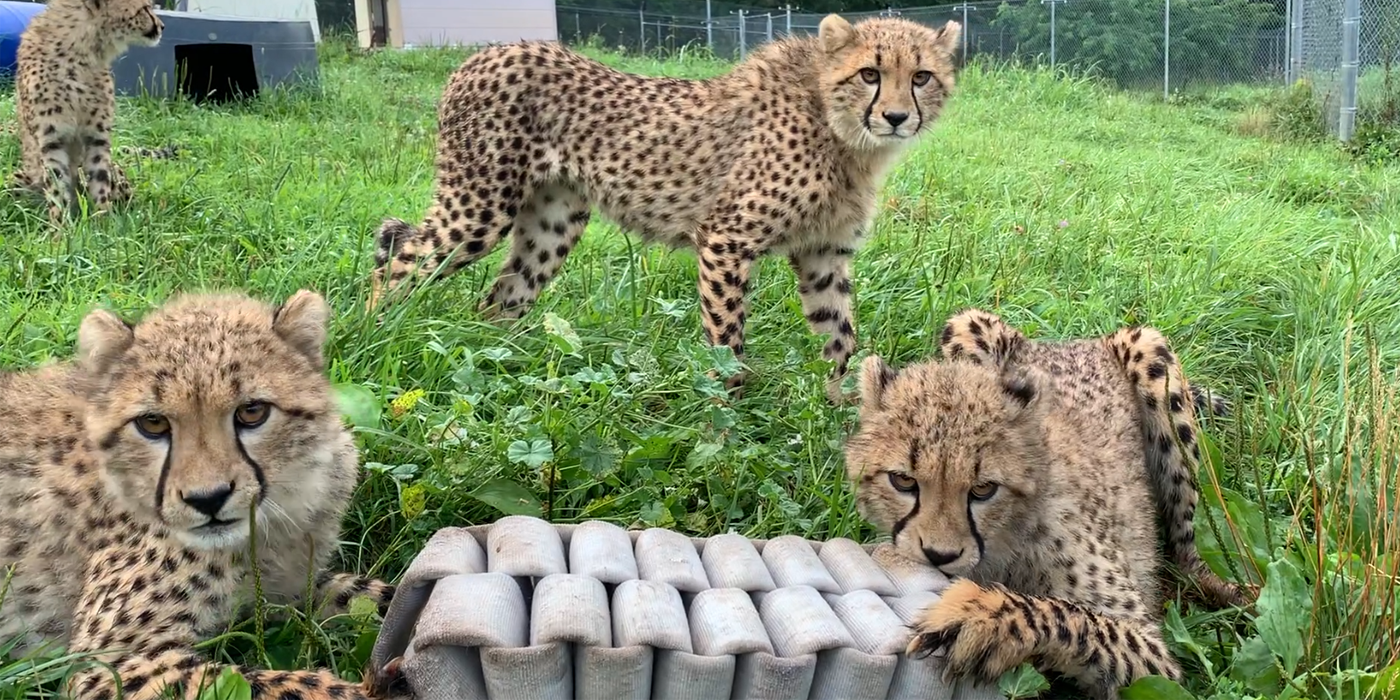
370 516 1007 700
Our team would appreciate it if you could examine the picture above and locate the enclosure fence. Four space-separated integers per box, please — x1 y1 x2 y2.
555 0 1400 139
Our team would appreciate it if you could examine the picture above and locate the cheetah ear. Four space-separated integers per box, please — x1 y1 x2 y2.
858 355 899 412
272 289 330 369
933 20 963 59
819 14 856 54
77 309 135 376
1000 368 1047 416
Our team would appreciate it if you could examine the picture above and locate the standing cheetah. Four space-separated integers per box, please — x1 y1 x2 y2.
0 290 403 700
10 0 162 224
844 309 1248 698
369 14 963 403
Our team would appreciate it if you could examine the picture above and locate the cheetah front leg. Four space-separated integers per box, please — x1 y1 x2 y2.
907 579 1181 700
66 548 403 700
788 247 859 404
80 133 124 211
697 232 762 397
367 132 522 311
34 138 77 224
480 183 591 321
68 649 407 700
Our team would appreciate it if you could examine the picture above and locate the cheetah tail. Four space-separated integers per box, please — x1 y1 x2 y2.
116 144 184 160
938 308 1026 369
1104 326 1251 610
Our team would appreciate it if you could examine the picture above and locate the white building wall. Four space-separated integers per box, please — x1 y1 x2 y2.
396 0 558 48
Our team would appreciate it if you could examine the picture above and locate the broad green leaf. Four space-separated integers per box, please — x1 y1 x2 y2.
542 312 582 355
706 343 743 378
478 346 514 362
1373 660 1400 699
470 479 542 517
197 667 252 700
575 435 618 477
1162 602 1214 678
333 383 381 428
686 440 725 468
1119 676 1196 700
997 664 1050 698
1255 554 1312 677
1228 635 1282 694
507 438 555 469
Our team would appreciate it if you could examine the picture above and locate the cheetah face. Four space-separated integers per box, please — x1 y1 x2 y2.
817 16 961 150
92 0 164 47
844 357 1049 577
75 290 354 552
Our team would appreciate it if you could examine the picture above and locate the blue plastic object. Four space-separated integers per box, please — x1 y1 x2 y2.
0 1 44 75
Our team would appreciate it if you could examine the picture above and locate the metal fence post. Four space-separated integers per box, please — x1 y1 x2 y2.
952 3 975 59
1339 0 1360 140
1038 0 1063 67
737 9 747 58
785 5 791 36
639 6 646 53
1283 0 1293 82
766 12 773 43
1163 0 1171 99
1289 0 1303 83
705 0 712 51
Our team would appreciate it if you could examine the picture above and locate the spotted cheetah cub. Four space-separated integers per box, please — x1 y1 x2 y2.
0 290 401 700
10 0 162 224
370 15 962 402
845 309 1247 698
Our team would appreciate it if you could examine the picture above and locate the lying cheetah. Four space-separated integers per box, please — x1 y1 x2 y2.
370 14 963 402
10 0 163 223
844 309 1247 698
0 290 402 700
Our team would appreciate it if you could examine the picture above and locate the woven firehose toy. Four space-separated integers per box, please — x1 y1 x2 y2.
369 516 1007 700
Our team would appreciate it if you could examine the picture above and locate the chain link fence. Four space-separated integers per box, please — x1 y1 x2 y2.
556 0 1399 138
1294 0 1399 138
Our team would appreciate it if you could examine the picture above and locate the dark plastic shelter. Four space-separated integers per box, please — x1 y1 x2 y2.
112 10 318 102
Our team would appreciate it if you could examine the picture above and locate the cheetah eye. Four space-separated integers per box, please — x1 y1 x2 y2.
133 414 171 439
969 482 999 501
912 70 934 87
234 401 271 429
859 68 880 85
888 472 918 493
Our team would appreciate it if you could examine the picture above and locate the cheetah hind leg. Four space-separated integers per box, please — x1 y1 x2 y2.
479 183 590 322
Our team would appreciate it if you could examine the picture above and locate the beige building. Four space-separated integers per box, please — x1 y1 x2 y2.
354 0 559 49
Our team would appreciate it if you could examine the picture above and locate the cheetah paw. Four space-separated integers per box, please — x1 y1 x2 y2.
906 579 1035 684
364 656 413 699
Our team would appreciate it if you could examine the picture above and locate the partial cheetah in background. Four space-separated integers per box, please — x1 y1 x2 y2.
844 309 1248 698
369 14 963 403
0 290 404 699
10 0 162 223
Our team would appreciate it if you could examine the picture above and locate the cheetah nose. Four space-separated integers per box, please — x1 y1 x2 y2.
181 482 234 518
883 111 909 128
922 547 962 567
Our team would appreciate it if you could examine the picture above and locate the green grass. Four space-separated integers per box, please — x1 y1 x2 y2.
2 36 1399 699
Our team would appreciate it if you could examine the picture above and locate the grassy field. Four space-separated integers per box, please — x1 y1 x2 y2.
2 36 1399 699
